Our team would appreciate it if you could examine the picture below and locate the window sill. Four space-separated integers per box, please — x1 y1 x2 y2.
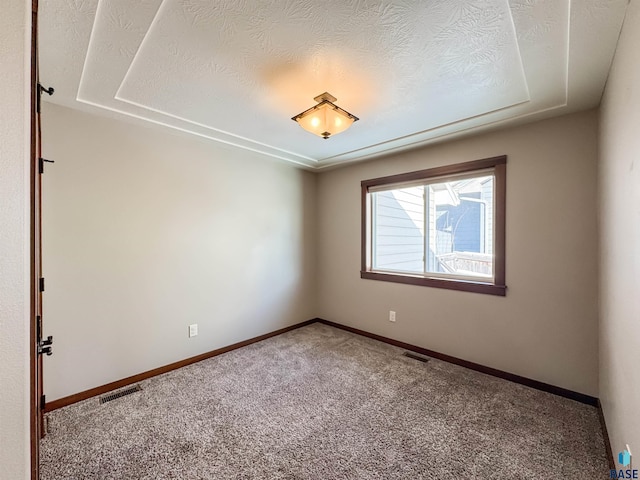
360 270 506 296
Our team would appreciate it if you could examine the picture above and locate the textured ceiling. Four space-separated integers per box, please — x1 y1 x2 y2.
40 0 628 169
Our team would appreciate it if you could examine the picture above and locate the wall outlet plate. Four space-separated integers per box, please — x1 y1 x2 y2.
189 324 198 337
389 311 396 322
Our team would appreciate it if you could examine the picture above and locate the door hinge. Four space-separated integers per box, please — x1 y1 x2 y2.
36 315 42 341
39 157 54 174
39 277 45 292
40 394 46 410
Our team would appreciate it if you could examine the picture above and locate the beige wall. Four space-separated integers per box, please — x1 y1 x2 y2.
41 103 316 401
317 110 600 396
0 0 31 478
599 0 640 459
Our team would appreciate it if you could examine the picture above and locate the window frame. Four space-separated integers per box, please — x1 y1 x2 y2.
361 155 507 296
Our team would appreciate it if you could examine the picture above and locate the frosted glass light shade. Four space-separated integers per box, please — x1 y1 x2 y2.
292 93 358 139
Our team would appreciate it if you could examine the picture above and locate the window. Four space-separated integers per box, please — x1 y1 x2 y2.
361 156 506 296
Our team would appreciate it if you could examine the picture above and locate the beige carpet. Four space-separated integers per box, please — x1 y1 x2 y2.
40 323 607 479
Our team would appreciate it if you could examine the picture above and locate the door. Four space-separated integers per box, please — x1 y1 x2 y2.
30 1 42 477
31 0 54 477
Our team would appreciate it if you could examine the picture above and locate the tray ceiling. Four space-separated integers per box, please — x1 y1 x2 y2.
40 0 627 169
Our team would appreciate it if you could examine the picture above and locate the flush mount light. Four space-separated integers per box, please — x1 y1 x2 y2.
291 92 359 139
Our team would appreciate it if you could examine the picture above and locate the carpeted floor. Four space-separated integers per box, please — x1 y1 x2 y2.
40 323 607 479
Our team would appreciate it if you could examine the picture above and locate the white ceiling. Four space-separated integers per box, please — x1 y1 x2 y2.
40 0 628 170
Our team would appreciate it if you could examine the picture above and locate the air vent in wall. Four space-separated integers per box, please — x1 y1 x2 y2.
403 352 430 363
100 385 142 404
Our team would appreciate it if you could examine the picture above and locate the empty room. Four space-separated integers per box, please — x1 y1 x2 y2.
1 0 639 479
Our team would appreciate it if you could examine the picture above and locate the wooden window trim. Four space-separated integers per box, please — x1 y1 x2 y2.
361 155 507 296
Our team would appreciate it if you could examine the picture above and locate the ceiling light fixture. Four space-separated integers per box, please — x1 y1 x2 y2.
291 92 359 139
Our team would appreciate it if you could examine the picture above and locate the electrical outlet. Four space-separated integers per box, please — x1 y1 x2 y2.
389 311 396 322
189 324 198 338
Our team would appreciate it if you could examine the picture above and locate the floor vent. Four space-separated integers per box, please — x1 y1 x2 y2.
100 385 142 404
403 352 430 363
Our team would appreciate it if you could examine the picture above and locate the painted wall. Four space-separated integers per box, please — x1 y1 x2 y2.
599 0 640 460
317 110 600 396
41 103 316 401
0 0 31 478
